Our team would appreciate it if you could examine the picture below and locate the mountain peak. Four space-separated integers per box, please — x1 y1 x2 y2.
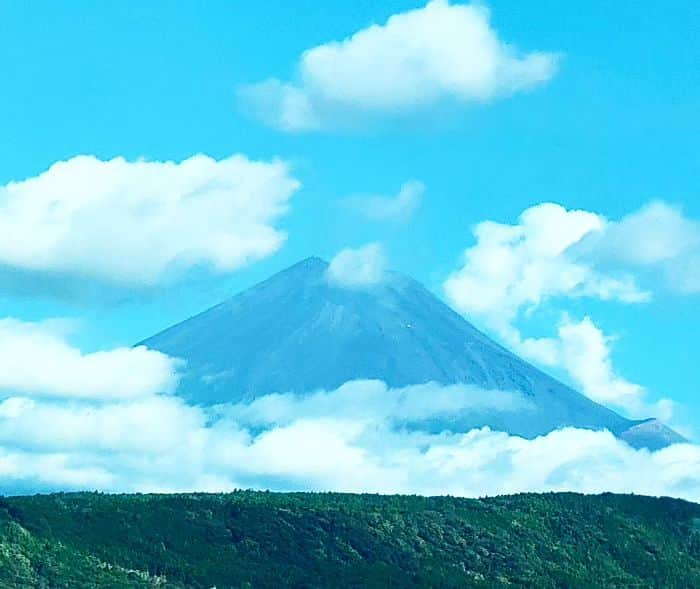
291 255 329 270
619 419 687 450
265 255 329 282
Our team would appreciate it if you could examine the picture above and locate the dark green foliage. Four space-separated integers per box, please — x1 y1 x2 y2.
0 491 699 588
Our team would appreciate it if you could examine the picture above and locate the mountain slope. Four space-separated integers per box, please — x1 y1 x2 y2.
142 257 674 443
2 491 700 588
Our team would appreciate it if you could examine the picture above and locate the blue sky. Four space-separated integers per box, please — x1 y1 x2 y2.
0 0 699 487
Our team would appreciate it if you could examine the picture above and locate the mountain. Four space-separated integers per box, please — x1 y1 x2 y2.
619 418 686 450
142 257 680 446
2 491 700 588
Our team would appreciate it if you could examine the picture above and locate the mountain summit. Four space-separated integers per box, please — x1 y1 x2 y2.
142 257 683 448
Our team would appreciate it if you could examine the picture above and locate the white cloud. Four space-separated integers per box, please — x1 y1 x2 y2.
483 314 672 421
218 379 532 428
238 79 322 133
444 202 649 338
442 202 683 418
555 317 639 409
555 316 673 420
0 154 300 288
345 180 425 222
0 381 698 499
327 243 387 288
574 201 700 294
239 1 559 131
0 396 204 454
0 318 180 399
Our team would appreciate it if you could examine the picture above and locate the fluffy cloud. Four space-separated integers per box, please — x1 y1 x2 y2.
0 380 698 499
239 1 559 131
0 154 299 289
443 202 691 418
0 396 202 454
0 318 180 399
218 379 532 428
327 243 387 288
574 201 700 294
444 203 650 337
345 180 425 222
555 316 672 420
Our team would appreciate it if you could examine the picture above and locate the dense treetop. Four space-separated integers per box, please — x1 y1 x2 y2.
1 491 699 588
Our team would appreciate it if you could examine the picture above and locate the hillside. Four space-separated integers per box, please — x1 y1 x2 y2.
1 491 699 588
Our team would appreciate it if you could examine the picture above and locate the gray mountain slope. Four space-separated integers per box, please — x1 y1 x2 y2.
141 257 681 446
618 419 686 451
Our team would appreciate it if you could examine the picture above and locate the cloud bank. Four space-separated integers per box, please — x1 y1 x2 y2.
239 1 559 131
0 154 300 289
0 379 699 500
218 379 532 428
0 319 693 497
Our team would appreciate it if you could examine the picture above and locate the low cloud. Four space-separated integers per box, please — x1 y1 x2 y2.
0 318 180 399
0 380 698 499
345 180 425 223
218 379 532 428
239 1 559 132
327 243 387 289
0 154 299 292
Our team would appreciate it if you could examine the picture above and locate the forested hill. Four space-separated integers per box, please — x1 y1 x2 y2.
1 491 699 588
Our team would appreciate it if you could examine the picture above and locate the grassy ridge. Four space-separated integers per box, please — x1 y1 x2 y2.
1 491 699 588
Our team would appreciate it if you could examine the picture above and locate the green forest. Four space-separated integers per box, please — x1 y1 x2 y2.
1 491 699 588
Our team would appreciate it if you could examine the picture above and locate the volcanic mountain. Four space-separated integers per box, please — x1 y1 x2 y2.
142 257 683 449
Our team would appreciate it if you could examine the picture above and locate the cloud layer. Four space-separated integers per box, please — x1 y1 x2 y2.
0 154 299 289
1 379 699 500
239 1 559 131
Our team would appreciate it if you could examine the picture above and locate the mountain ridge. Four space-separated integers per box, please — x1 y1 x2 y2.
141 257 683 447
